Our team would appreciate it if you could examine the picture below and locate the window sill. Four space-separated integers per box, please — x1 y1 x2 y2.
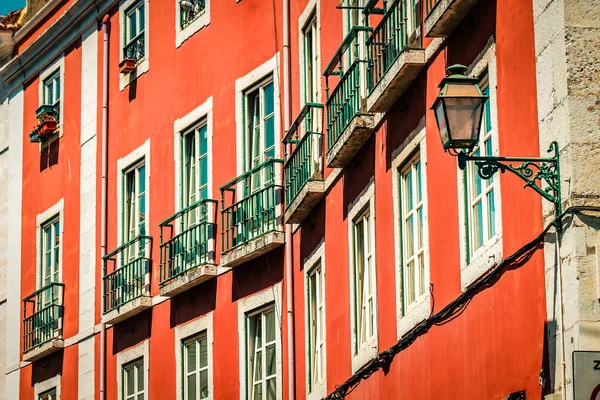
176 11 210 48
397 292 430 340
351 336 378 373
461 234 502 291
119 58 149 91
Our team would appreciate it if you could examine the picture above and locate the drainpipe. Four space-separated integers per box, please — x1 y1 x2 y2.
100 14 110 400
282 0 295 398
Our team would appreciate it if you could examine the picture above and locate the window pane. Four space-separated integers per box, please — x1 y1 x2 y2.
266 378 276 400
137 363 144 391
199 156 208 189
266 344 276 376
199 125 208 154
487 190 496 238
187 374 196 400
264 117 275 156
253 383 262 400
199 335 208 368
138 5 145 34
200 369 209 399
263 82 274 115
253 350 262 381
126 367 135 395
473 201 484 249
265 310 275 343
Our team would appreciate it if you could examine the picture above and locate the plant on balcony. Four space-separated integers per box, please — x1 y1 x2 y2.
119 58 136 74
35 104 59 138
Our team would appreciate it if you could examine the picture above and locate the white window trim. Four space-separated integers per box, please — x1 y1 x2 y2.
456 42 503 291
174 96 214 210
303 239 326 400
116 139 151 246
234 54 281 178
38 55 65 141
237 283 283 400
298 0 321 106
391 121 432 340
36 198 65 289
175 312 214 400
347 179 377 373
119 0 150 91
117 340 150 400
34 374 61 399
175 0 210 48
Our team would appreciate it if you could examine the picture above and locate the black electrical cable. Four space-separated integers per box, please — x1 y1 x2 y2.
324 205 600 400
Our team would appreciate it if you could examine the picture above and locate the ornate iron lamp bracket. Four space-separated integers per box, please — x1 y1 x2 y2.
457 141 562 218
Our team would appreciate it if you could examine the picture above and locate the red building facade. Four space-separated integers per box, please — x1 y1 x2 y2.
1 0 556 399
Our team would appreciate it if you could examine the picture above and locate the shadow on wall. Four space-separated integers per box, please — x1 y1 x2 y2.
40 138 59 171
342 135 375 222
299 199 326 272
170 278 217 328
231 246 284 302
31 350 63 386
112 309 152 355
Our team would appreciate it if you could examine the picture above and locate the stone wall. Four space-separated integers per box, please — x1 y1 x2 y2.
0 72 9 400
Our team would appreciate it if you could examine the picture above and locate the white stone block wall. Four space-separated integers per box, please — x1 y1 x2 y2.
0 78 9 400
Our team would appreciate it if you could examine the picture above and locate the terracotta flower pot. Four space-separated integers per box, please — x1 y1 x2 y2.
38 119 57 137
119 58 136 74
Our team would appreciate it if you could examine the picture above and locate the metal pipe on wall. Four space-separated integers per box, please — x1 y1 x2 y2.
100 13 110 400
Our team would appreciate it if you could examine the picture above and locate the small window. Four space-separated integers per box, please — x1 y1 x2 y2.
353 207 376 351
123 358 145 400
123 161 147 257
182 121 209 215
247 306 277 400
399 153 425 310
180 0 206 29
302 12 319 103
40 216 60 290
182 331 209 400
42 70 61 118
307 263 324 392
39 388 57 400
465 72 495 259
124 1 146 62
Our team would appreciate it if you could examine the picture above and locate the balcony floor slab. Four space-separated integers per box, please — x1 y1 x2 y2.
284 180 326 224
159 265 218 297
23 339 64 362
424 0 479 37
102 296 152 325
326 114 376 168
220 231 285 269
367 49 426 113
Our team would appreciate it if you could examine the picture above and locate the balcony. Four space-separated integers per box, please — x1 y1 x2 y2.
283 103 325 224
30 104 60 143
366 0 426 113
424 0 479 37
220 159 285 268
102 236 152 325
22 283 64 362
158 199 218 297
180 0 206 29
324 26 376 168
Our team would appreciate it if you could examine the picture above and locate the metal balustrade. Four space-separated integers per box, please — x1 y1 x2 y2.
220 159 284 254
22 282 64 353
159 199 217 285
323 26 371 156
123 33 145 63
103 235 152 314
283 103 324 207
367 0 410 92
180 0 206 29
425 0 440 16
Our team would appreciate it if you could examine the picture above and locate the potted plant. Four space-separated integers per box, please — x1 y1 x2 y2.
29 128 41 143
119 58 136 74
38 116 57 137
35 104 55 119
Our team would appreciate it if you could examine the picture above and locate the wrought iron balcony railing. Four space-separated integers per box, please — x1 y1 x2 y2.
123 32 145 63
367 0 411 92
283 103 324 207
425 0 440 16
103 235 152 314
180 0 206 29
220 159 284 254
159 199 217 285
323 26 371 156
22 282 64 353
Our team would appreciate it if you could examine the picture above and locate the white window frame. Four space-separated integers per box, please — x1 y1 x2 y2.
347 180 377 373
175 0 210 48
117 340 150 400
123 358 145 400
456 43 503 291
238 284 283 400
36 199 64 291
34 375 61 400
391 124 431 339
119 0 150 91
298 0 321 106
303 240 326 400
116 140 151 248
38 56 65 140
175 312 214 400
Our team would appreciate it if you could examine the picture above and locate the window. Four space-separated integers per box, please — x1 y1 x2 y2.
183 121 209 217
465 73 495 260
306 263 324 392
40 216 60 288
247 306 277 400
42 70 60 120
124 1 145 62
180 0 206 29
182 332 209 400
302 12 319 104
38 388 57 400
123 161 147 260
406 0 421 34
399 153 425 310
244 78 275 191
123 358 145 400
353 207 376 350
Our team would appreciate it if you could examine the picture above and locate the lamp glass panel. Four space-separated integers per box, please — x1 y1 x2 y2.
445 81 481 97
444 97 484 148
434 101 450 148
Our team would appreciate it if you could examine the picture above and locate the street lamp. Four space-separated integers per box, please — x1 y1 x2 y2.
432 64 562 218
